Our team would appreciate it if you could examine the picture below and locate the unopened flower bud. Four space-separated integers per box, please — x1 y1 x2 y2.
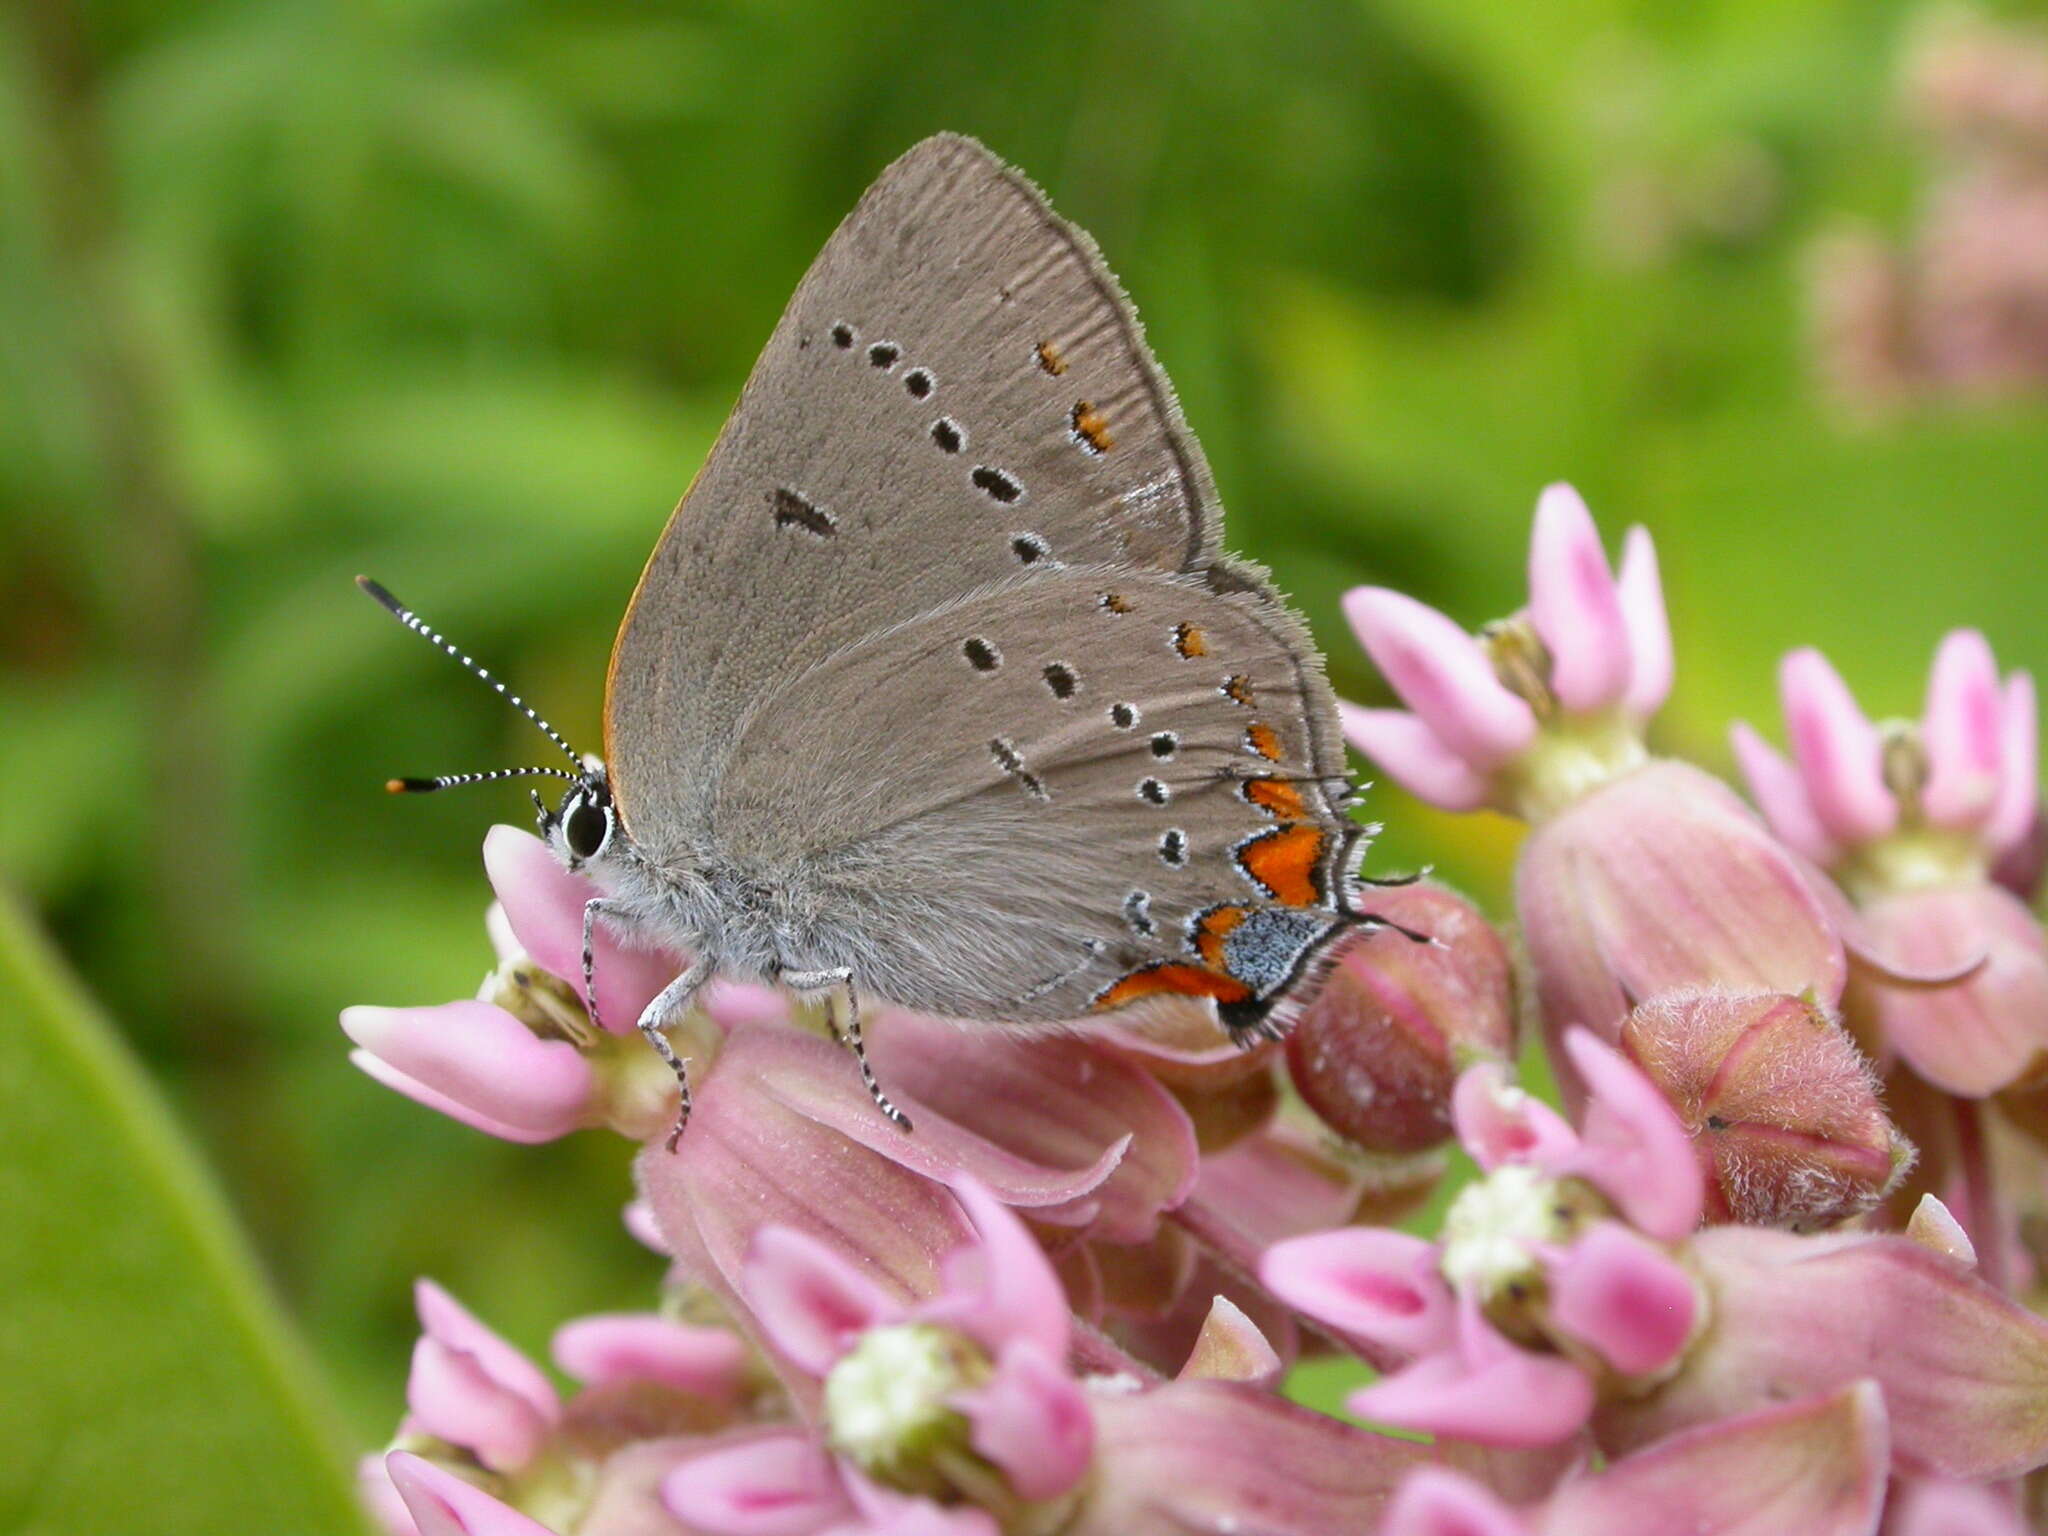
1619 990 1912 1229
1285 882 1515 1152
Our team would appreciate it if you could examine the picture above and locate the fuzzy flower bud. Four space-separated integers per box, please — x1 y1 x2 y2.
1619 989 1913 1229
1285 881 1515 1152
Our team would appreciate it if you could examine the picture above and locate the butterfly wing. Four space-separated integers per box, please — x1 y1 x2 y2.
608 134 1228 842
714 564 1360 1030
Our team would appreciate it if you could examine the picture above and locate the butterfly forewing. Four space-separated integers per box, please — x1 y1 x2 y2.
608 135 1227 839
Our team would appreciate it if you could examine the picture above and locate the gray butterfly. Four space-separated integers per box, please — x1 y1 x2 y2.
367 134 1369 1144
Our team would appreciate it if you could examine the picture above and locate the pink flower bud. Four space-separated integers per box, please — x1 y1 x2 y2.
1847 882 2048 1098
1619 989 1912 1229
1516 760 1849 1074
344 1002 599 1144
1285 883 1515 1153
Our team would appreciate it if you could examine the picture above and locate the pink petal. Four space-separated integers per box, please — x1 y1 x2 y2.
1988 671 2039 858
1528 484 1631 714
836 1475 1001 1536
751 1022 1134 1215
349 1050 548 1143
1343 587 1538 768
1451 1061 1581 1173
1601 1227 2048 1479
1339 703 1497 811
342 1003 594 1141
1178 1295 1284 1386
1381 1469 1531 1536
1891 1479 2031 1536
550 1312 748 1402
1923 630 2008 830
740 1225 900 1378
1544 1383 1888 1536
660 1430 852 1536
387 1453 561 1536
1779 649 1898 846
915 1175 1069 1359
1562 1029 1704 1239
1856 883 2048 1097
360 1453 422 1536
954 1338 1094 1501
865 1011 1198 1244
638 1026 977 1407
1543 1222 1696 1375
1350 1305 1595 1447
1615 526 1672 720
1080 1378 1433 1535
1259 1228 1458 1357
408 1338 554 1473
415 1280 560 1420
481 824 680 1031
1730 722 1839 865
622 1199 668 1254
1515 760 1849 1069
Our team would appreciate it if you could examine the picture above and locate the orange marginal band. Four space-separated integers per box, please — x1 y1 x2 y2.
1237 823 1327 906
1093 961 1254 1011
1244 777 1307 819
1191 904 1249 967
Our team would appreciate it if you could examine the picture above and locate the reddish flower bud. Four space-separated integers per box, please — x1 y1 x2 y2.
1619 990 1913 1229
1285 882 1515 1152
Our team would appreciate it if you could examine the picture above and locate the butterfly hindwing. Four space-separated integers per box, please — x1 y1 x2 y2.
713 564 1356 1026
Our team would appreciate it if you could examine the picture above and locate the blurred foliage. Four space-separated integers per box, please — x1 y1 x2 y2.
4 0 2047 1456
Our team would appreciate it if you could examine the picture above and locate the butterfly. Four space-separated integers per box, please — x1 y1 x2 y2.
366 134 1372 1145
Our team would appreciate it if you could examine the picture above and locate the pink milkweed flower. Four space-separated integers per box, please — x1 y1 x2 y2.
363 1281 750 1536
342 825 724 1142
1344 488 1850 1064
1379 1382 1889 1536
1259 1031 1705 1447
661 1176 1092 1527
1733 635 2048 1097
354 830 1197 1233
1341 484 1670 821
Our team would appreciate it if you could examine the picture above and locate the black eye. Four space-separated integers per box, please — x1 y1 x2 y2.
564 794 610 860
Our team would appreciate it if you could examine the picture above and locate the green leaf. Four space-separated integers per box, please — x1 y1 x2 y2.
0 891 366 1534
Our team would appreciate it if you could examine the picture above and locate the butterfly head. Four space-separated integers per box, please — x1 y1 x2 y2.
536 756 627 873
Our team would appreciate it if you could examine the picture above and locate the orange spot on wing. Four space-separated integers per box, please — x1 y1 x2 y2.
1071 400 1114 452
1094 962 1253 1012
1237 823 1327 905
1037 340 1068 376
1100 591 1133 614
1244 723 1282 761
1221 673 1255 707
1191 905 1248 966
1244 777 1307 819
1173 622 1207 658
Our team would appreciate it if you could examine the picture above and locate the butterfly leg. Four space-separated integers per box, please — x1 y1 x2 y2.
782 967 913 1133
635 955 713 1152
581 898 613 1030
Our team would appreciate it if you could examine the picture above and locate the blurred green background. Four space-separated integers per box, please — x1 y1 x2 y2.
4 0 2045 1494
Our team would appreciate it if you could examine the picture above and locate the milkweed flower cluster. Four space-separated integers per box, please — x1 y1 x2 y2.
346 481 2048 1533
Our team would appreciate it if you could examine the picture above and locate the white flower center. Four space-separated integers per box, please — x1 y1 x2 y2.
1439 1164 1568 1298
823 1324 971 1472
